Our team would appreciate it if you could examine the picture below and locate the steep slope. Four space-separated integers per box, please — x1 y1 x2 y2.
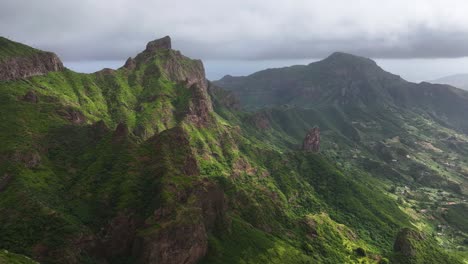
214 53 468 261
0 37 63 81
0 37 462 264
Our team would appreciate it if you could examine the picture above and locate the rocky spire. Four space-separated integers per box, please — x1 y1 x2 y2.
145 36 171 52
123 57 136 70
302 127 320 152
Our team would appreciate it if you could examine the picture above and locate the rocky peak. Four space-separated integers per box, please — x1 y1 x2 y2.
145 36 171 52
302 127 320 152
123 57 136 70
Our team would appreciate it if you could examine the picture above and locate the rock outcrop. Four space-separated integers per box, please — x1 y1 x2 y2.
0 52 63 81
134 180 227 264
135 36 214 126
113 123 129 142
145 36 172 52
302 127 320 152
123 57 136 70
23 90 39 103
0 173 13 192
250 112 270 130
393 228 425 257
57 108 86 124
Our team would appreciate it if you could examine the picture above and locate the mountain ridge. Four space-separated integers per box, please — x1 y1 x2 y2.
0 36 465 264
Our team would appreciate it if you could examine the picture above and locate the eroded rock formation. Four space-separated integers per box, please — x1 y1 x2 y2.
0 52 63 81
302 127 320 152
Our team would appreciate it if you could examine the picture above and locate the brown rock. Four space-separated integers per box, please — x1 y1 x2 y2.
12 151 41 168
0 173 13 192
113 123 129 143
250 112 270 130
123 57 136 70
393 228 425 257
91 120 110 139
134 222 208 264
134 180 227 264
23 90 39 103
57 108 86 124
145 36 172 52
302 127 320 152
101 213 138 258
0 52 63 81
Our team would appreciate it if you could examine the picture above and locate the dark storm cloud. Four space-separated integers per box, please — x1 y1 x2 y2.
2 0 468 61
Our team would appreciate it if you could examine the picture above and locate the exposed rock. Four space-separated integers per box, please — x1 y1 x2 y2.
133 36 214 127
302 127 320 152
184 155 200 176
250 112 270 130
0 173 13 192
232 158 257 178
23 90 39 103
134 221 208 264
393 228 425 257
145 36 172 52
0 52 64 81
133 124 148 139
302 217 318 239
207 82 241 110
101 213 139 258
96 68 116 75
91 120 110 140
12 151 41 168
113 123 129 143
134 180 227 264
123 57 136 70
57 108 86 124
185 82 213 126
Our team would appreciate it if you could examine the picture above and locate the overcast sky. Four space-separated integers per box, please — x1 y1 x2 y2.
2 0 468 81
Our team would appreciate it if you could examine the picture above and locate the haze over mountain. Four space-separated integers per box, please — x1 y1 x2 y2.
0 34 467 264
429 73 468 90
3 1 468 82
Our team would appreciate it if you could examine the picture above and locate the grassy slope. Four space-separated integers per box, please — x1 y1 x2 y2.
0 37 42 62
0 40 463 264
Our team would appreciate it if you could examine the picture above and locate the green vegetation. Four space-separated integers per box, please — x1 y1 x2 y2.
0 37 464 264
0 250 38 264
0 37 42 61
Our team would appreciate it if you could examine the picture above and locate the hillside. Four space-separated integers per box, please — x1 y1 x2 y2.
0 37 464 264
214 52 468 261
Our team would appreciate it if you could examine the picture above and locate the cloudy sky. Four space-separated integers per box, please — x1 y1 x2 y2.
2 0 468 81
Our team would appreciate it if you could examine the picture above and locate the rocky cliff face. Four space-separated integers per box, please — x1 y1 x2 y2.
302 127 320 152
135 36 214 126
0 52 63 81
393 228 425 257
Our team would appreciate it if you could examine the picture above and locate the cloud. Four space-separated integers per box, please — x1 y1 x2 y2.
2 0 468 61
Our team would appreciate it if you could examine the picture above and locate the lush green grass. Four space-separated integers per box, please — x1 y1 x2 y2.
0 39 464 264
0 37 41 61
0 249 38 264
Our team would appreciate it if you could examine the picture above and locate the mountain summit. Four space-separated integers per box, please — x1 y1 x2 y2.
145 35 172 51
0 37 465 264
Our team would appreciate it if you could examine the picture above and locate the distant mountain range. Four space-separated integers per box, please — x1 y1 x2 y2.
429 73 468 90
0 36 466 264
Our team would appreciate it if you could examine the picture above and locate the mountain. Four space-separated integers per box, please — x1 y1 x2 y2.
214 52 468 260
0 37 464 264
429 73 468 90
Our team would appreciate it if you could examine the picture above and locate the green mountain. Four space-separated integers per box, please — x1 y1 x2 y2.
0 37 464 264
215 52 468 260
